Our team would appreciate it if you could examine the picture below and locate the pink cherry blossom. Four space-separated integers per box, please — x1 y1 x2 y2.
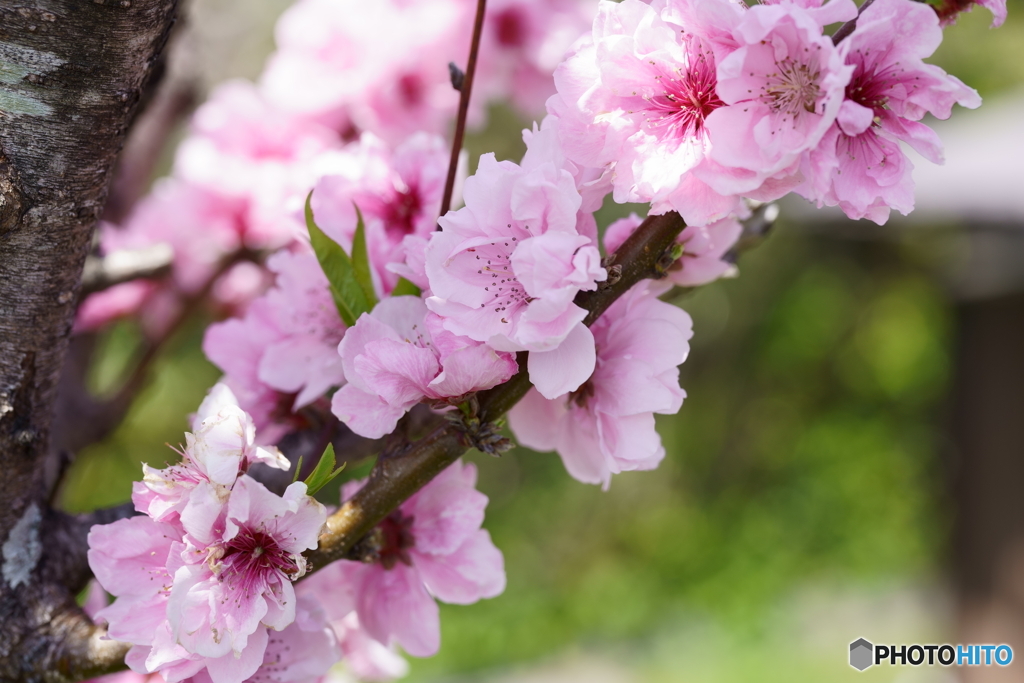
133 383 290 523
204 250 347 435
521 115 612 244
310 133 451 295
173 80 345 252
475 0 594 117
302 461 505 657
104 181 246 295
332 613 410 682
166 477 325 665
797 0 981 223
425 153 606 399
77 181 247 335
698 0 856 198
548 0 745 226
331 296 518 439
604 212 741 287
182 595 340 683
89 516 184 652
75 279 159 333
261 0 469 143
509 281 692 488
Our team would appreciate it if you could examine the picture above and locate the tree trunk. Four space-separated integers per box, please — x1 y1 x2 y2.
0 2 178 681
952 291 1024 682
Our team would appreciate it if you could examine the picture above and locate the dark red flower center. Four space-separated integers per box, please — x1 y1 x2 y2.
378 509 416 570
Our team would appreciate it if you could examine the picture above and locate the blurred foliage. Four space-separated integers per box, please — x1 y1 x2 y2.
58 2 1024 681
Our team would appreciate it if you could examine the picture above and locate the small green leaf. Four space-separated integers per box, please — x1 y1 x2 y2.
303 443 347 497
350 205 378 310
291 455 304 484
392 276 422 298
305 192 376 327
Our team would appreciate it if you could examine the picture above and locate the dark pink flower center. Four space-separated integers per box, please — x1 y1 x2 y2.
494 8 527 48
397 73 424 108
377 510 416 570
381 184 422 241
221 528 299 596
642 38 723 139
845 48 907 114
568 375 596 409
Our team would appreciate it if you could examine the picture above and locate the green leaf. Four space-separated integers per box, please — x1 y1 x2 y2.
291 455 304 484
392 276 422 298
303 443 347 497
305 192 376 327
350 205 378 310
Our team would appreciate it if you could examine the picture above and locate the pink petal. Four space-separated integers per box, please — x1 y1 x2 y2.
413 530 506 604
357 564 440 657
331 384 408 439
204 626 269 683
528 322 596 399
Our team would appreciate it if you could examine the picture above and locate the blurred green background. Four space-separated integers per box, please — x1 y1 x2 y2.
60 1 1024 681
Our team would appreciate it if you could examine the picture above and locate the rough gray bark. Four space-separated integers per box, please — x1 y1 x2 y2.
0 2 178 681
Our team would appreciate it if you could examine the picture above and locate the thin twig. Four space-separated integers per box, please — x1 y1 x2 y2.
832 0 877 44
438 0 488 222
80 243 175 296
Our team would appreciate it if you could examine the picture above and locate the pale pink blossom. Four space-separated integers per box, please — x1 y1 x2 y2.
509 282 692 488
331 296 518 439
89 516 184 651
332 614 410 682
183 596 340 683
261 0 469 143
797 0 981 223
77 181 246 334
81 581 167 683
604 212 740 287
174 80 343 251
204 250 347 434
310 133 450 295
425 153 606 399
698 0 856 198
476 0 594 117
521 115 612 244
75 279 159 333
104 181 246 295
133 383 290 523
165 477 325 665
548 0 745 226
303 461 505 657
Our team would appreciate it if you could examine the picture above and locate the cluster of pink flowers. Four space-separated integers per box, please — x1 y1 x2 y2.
550 0 985 225
85 0 1006 678
88 386 505 683
88 384 332 683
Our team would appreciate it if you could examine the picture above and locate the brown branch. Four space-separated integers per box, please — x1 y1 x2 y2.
439 0 487 221
832 0 877 44
80 243 174 296
304 211 688 571
0 2 179 680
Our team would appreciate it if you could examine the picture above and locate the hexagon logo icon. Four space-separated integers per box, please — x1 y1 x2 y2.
850 638 874 671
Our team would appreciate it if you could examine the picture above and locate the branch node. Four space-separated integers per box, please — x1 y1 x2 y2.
655 243 685 278
599 263 623 290
448 62 465 91
445 399 512 457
